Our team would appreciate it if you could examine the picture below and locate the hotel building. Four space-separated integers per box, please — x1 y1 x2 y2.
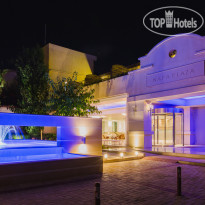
91 34 205 148
2 34 205 149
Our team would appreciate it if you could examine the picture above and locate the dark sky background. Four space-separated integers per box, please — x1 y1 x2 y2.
0 1 204 74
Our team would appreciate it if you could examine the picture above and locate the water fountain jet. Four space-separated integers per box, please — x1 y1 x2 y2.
0 125 24 144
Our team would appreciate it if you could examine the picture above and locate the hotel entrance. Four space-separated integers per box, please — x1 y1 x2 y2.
152 108 184 146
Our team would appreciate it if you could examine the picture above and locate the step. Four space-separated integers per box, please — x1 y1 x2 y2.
0 147 64 157
0 155 103 192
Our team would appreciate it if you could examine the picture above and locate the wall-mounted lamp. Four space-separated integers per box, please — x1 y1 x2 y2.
79 127 87 144
147 103 154 116
82 136 86 144
132 104 137 113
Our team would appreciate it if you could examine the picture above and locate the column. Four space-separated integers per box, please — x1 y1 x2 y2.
183 107 195 145
127 100 153 148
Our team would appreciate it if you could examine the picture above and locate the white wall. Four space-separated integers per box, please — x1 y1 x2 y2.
92 34 205 103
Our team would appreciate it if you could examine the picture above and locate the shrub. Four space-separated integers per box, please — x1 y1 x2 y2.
24 126 43 139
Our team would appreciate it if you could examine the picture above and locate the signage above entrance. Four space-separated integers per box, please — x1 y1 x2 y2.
146 61 204 87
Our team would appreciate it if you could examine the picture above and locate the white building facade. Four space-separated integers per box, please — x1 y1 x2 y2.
91 34 205 148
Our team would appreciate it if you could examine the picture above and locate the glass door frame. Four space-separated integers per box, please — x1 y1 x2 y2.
152 107 184 146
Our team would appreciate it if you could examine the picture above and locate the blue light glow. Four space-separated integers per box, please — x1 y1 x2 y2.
184 95 205 99
159 94 205 106
0 113 91 164
98 104 126 110
0 140 87 164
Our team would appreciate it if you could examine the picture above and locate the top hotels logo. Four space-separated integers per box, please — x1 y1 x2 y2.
165 10 174 28
143 6 204 36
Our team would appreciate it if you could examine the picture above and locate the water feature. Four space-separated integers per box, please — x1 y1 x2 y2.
0 125 24 144
0 125 73 164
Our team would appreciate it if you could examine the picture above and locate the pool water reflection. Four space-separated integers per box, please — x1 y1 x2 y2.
0 140 87 164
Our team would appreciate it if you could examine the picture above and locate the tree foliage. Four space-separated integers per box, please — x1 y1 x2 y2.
84 74 102 85
48 72 100 116
0 69 9 105
111 64 128 78
24 126 43 139
12 45 49 114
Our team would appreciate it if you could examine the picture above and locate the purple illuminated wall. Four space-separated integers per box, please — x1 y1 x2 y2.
0 113 102 156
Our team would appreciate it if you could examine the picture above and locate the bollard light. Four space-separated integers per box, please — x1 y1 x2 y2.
104 153 108 160
177 166 182 196
120 152 124 158
95 182 101 205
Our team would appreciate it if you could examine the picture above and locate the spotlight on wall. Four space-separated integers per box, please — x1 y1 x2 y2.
147 103 154 116
120 152 124 158
132 104 137 112
79 127 87 137
147 103 153 110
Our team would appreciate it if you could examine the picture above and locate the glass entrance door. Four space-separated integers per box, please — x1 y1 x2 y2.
166 113 174 145
175 113 183 146
152 108 184 146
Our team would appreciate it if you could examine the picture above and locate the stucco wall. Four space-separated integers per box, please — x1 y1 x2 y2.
91 75 129 99
92 34 205 102
127 101 152 148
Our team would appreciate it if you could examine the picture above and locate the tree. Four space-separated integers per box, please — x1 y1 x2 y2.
12 45 49 114
84 74 102 85
0 69 8 105
0 69 18 106
48 72 100 116
111 64 128 78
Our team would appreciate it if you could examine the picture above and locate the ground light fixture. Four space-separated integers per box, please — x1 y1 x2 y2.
120 152 124 158
104 153 108 160
135 151 139 156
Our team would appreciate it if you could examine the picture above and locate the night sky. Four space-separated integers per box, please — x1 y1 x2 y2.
0 1 204 74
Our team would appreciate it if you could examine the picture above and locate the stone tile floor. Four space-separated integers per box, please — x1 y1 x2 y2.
1 154 205 204
102 148 144 161
139 145 205 156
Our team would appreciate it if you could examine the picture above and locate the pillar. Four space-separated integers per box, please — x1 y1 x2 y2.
127 100 153 148
183 107 195 145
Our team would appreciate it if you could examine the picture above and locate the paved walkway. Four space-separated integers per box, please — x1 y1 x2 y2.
138 145 205 156
1 155 205 204
103 147 144 162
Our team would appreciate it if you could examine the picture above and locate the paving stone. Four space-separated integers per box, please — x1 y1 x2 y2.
1 155 205 204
